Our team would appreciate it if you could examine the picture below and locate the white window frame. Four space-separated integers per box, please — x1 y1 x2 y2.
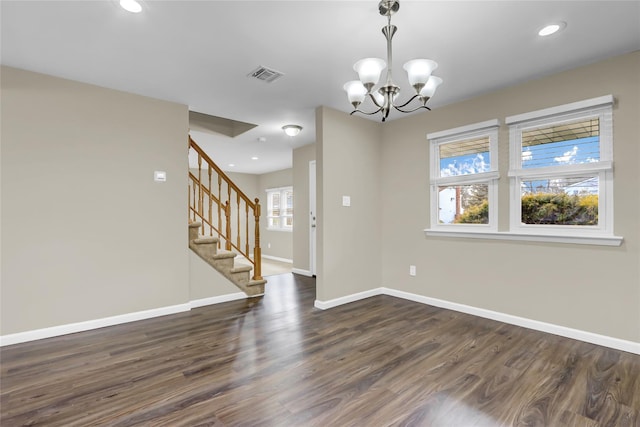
427 119 500 232
266 186 293 232
506 95 614 238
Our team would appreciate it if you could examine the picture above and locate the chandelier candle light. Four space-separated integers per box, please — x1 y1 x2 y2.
344 0 443 122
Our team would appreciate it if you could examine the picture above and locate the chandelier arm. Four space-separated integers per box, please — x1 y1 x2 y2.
393 104 432 114
350 106 384 117
392 93 424 109
368 92 384 109
394 104 432 114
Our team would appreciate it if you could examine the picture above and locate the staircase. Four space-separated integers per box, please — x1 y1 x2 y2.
189 222 266 296
188 136 266 297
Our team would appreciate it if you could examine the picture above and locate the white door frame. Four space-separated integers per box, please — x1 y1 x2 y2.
309 160 317 276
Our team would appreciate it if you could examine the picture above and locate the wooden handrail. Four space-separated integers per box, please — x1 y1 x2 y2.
189 136 256 209
189 136 263 281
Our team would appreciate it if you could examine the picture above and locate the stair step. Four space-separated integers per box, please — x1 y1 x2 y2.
188 220 266 298
231 265 252 274
192 237 219 245
212 251 236 260
245 279 267 297
188 222 202 242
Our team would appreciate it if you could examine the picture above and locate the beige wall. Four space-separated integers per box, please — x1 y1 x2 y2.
292 143 316 272
226 171 259 200
316 107 383 301
1 66 189 335
4 50 637 346
379 51 640 342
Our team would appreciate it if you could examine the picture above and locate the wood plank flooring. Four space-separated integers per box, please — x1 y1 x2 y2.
2 274 639 426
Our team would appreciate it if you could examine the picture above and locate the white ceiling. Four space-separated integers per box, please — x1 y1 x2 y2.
2 1 639 174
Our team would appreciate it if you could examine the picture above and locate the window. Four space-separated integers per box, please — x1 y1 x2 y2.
266 186 293 231
507 95 614 237
428 120 500 231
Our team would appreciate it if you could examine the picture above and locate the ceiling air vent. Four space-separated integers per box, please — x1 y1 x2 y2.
247 65 284 83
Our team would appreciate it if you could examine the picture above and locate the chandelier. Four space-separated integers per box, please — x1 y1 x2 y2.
343 0 443 122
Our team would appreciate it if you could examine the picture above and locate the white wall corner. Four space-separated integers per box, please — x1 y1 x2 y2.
292 268 313 277
314 288 384 310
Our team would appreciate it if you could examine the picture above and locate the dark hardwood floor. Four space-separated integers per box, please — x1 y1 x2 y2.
1 274 639 426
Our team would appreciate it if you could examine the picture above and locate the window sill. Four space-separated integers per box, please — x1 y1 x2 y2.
424 229 623 246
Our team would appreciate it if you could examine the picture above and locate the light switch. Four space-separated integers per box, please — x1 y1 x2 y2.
342 196 351 207
154 171 167 182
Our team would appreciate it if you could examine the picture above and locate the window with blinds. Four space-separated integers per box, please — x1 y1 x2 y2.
267 186 293 231
439 136 491 177
521 118 600 169
428 120 500 230
507 95 614 234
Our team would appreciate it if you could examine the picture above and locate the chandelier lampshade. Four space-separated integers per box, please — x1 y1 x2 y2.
344 0 443 122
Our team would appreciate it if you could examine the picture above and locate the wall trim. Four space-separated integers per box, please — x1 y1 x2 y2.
314 288 383 310
190 292 247 309
1 292 248 347
6 288 638 355
315 287 640 355
262 255 293 263
292 268 313 277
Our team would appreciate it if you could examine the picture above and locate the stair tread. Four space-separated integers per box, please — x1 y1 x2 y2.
248 279 267 286
189 222 201 228
231 265 252 273
212 251 237 260
192 237 219 244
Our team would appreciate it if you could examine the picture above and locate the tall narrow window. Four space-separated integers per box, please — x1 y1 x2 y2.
428 120 500 231
507 95 614 236
266 186 293 231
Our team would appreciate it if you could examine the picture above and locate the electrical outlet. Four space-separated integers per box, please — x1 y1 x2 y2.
267 243 271 249
409 265 416 276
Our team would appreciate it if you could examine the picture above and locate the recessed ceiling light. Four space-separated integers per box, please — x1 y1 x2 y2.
120 0 142 13
538 22 566 37
251 156 259 160
228 163 235 167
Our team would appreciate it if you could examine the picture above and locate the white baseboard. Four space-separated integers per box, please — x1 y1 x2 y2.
5 287 638 355
190 292 247 309
0 303 190 347
262 255 293 263
1 292 248 347
314 288 383 310
315 287 640 355
292 268 313 277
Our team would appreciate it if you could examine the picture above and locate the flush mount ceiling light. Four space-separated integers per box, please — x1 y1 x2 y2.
282 125 302 137
538 22 566 37
344 0 443 122
120 0 142 13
